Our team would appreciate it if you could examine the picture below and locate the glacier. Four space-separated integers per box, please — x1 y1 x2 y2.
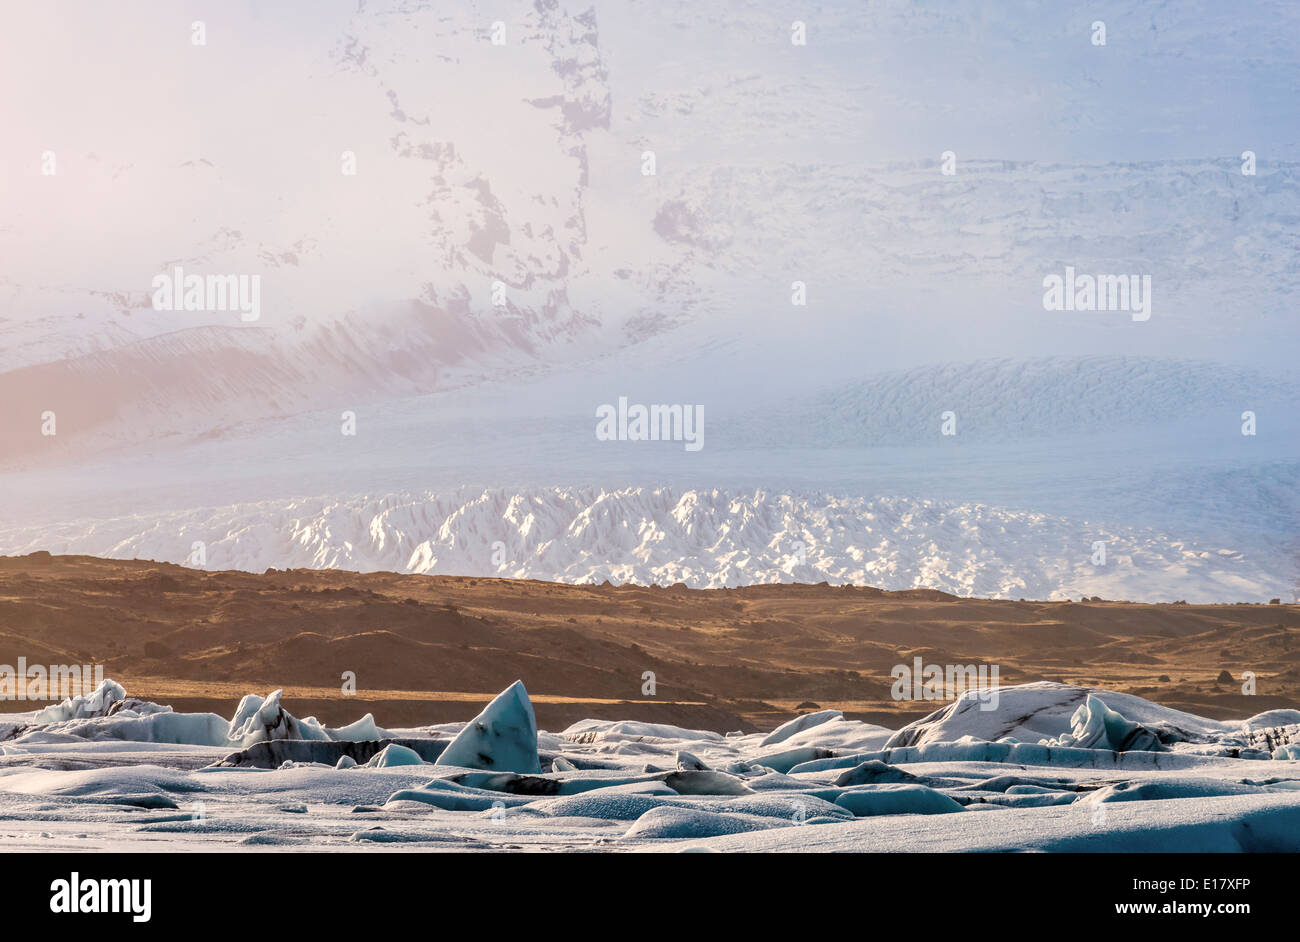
434 680 541 775
0 481 1289 603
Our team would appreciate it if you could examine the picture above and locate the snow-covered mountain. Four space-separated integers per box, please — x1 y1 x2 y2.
0 484 1291 604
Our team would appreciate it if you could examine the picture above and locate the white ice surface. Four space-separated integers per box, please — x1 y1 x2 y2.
2 679 1298 852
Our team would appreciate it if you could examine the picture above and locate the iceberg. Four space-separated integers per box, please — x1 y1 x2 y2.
435 681 541 774
759 710 843 747
365 744 424 768
328 713 385 741
833 760 921 787
675 750 709 771
18 710 230 747
212 738 446 769
1045 695 1165 752
661 770 753 796
834 784 965 817
622 807 782 840
32 679 128 724
750 746 835 774
883 682 1224 750
1078 778 1262 804
228 690 331 747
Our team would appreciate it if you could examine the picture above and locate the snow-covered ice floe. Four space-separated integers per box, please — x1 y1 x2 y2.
2 680 1299 852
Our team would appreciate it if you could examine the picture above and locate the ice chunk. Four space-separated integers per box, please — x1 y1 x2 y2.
436 767 751 797
661 770 753 796
20 682 389 750
211 738 446 768
718 794 852 821
32 679 127 724
749 746 834 774
562 718 723 745
535 792 680 821
833 760 921 787
760 710 843 747
1243 709 1300 729
787 753 872 775
1047 695 1165 752
387 788 528 812
622 807 782 840
435 680 541 774
964 791 1078 809
241 833 308 846
884 682 1226 750
20 710 230 746
959 774 1080 793
675 750 709 771
2 765 206 799
227 690 330 747
769 717 893 754
442 772 563 796
1079 779 1265 804
328 713 385 741
834 784 964 817
743 770 829 791
365 743 424 767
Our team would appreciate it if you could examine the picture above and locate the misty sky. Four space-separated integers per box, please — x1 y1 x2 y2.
1 0 1297 376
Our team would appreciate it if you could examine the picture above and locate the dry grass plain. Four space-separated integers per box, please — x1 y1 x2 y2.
1 553 1296 731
